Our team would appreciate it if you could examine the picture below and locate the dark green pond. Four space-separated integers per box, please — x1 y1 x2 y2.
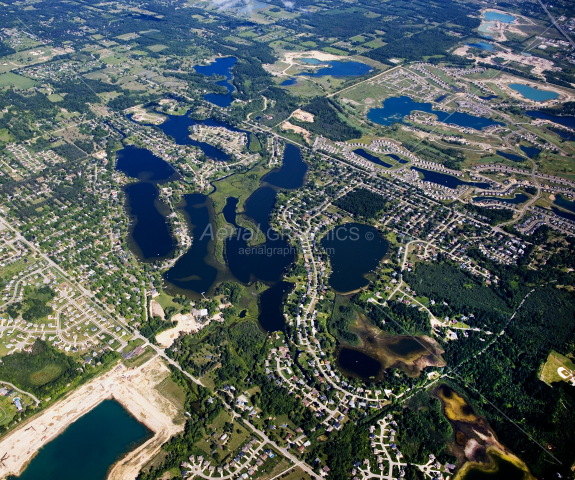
10 400 152 480
386 337 427 356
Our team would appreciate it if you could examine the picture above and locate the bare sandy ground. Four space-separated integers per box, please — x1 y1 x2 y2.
0 356 183 480
291 109 314 122
281 121 312 143
150 300 165 320
155 313 203 348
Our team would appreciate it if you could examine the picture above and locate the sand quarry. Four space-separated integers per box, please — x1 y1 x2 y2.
155 313 203 348
0 356 183 480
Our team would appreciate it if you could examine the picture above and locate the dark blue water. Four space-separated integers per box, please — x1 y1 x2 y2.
116 145 179 182
552 207 575 222
479 95 498 100
413 167 491 189
164 194 220 295
496 150 525 162
520 145 540 158
281 78 297 86
474 193 529 205
321 223 388 293
353 148 392 168
553 129 575 140
116 146 178 260
298 60 372 77
467 41 494 51
128 112 235 161
527 111 575 129
9 400 152 480
367 96 504 130
337 347 382 380
194 56 238 107
258 281 294 331
554 194 575 214
435 94 448 102
261 143 308 189
125 182 176 260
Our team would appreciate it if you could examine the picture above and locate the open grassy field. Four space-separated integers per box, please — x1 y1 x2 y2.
540 350 575 386
0 72 37 89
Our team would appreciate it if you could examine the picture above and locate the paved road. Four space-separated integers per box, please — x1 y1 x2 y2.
0 381 40 406
537 0 575 48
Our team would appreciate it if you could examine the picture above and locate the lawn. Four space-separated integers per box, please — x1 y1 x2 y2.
47 94 64 102
540 350 575 386
155 376 187 411
0 72 37 89
29 363 63 386
147 44 168 52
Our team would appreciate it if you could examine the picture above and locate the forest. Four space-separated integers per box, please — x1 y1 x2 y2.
295 98 362 142
334 188 388 219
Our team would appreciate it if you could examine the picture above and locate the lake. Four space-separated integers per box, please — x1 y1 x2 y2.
298 60 372 77
496 150 525 162
552 207 575 222
129 112 238 161
509 84 558 102
163 194 223 297
116 145 179 182
10 400 152 480
194 57 237 107
412 167 491 190
353 148 392 168
258 281 294 331
116 146 179 261
519 145 540 158
367 96 504 130
467 41 494 51
125 182 176 261
554 194 575 214
337 347 382 380
526 110 575 129
281 78 297 86
321 223 389 294
165 144 307 329
484 11 516 23
474 193 529 205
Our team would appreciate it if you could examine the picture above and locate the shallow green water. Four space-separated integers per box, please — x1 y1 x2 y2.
10 399 152 480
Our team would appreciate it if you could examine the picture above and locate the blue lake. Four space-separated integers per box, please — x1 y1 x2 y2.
435 94 448 102
129 112 239 161
527 110 575 129
367 96 504 130
467 41 494 51
281 77 297 86
484 11 516 23
510 84 559 102
496 150 525 162
298 60 372 77
116 146 179 261
520 145 540 158
552 207 575 222
554 194 575 214
479 94 498 100
353 148 392 168
194 57 237 107
413 167 491 189
474 193 529 205
10 400 152 480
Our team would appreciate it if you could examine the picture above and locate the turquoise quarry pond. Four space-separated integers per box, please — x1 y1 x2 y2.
367 96 504 130
10 400 152 480
484 11 516 23
509 84 558 102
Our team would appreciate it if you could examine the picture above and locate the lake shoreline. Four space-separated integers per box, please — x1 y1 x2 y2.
0 355 183 480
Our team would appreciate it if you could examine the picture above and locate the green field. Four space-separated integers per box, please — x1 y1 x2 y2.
0 72 37 89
